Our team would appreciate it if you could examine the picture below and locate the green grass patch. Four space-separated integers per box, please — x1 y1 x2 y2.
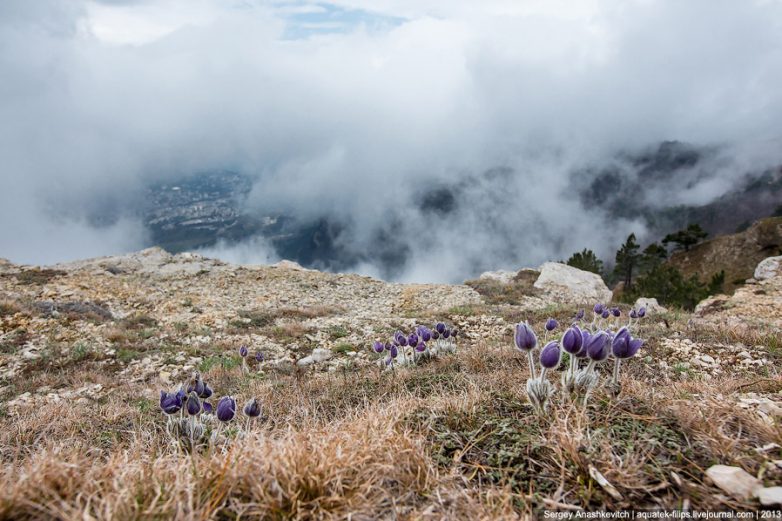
327 325 349 340
331 343 354 354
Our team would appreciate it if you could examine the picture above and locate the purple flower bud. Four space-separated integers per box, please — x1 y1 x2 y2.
431 331 440 340
451 329 458 339
255 352 264 363
601 310 610 319
373 341 385 354
637 307 646 318
415 341 426 352
418 326 432 342
575 309 585 320
394 331 405 343
545 318 558 331
593 303 604 314
384 341 393 351
577 329 591 358
186 391 201 416
385 356 393 366
435 322 446 334
408 333 419 347
390 345 398 358
187 373 205 397
397 333 408 347
216 396 237 422
239 345 248 358
540 341 561 369
175 388 186 403
612 328 643 359
611 307 621 317
586 331 609 362
243 398 261 418
561 326 583 354
629 309 637 319
202 401 213 414
201 383 213 399
159 390 182 415
514 323 537 351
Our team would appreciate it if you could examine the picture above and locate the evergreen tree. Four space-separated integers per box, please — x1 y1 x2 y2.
614 233 641 289
640 242 667 272
662 224 708 251
566 248 603 275
625 264 709 311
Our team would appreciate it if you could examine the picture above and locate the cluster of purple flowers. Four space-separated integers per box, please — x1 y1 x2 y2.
515 303 646 411
371 322 459 368
238 345 265 373
159 370 262 447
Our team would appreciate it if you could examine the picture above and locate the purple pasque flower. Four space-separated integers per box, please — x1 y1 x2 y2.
255 352 264 363
431 331 440 340
540 341 561 369
415 341 426 353
159 390 182 415
629 309 638 319
390 344 399 358
202 401 213 414
561 325 583 355
593 303 604 315
577 329 591 358
201 383 213 399
612 327 643 359
186 391 201 416
611 307 621 317
435 322 446 335
216 396 237 422
451 329 459 339
545 318 558 331
514 322 537 351
601 310 610 319
243 398 261 418
416 325 432 342
637 307 647 318
585 331 610 362
239 345 248 358
395 331 408 347
407 333 419 347
187 373 205 397
372 341 385 354
442 329 450 339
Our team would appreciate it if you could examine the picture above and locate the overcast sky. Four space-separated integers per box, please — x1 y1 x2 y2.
1 0 782 281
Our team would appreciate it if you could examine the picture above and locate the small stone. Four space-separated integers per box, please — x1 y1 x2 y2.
756 487 782 506
700 354 716 364
705 465 761 499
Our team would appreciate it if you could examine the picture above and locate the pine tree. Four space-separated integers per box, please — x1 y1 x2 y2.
566 248 603 275
614 233 640 289
662 224 708 251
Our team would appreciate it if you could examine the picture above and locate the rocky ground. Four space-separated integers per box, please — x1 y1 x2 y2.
0 248 781 518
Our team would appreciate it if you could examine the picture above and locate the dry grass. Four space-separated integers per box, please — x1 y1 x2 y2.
1 332 781 518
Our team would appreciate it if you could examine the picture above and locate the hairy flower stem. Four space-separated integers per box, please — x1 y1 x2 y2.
610 358 623 397
527 350 537 379
540 367 548 380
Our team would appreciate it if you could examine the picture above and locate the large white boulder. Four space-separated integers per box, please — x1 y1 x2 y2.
754 256 782 280
533 262 612 304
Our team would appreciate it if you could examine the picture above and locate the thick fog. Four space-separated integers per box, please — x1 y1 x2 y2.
1 0 781 281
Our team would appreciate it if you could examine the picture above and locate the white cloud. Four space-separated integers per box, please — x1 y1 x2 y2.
0 0 781 280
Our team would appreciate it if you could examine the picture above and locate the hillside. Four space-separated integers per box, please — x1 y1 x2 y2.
667 217 782 292
1 249 781 517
